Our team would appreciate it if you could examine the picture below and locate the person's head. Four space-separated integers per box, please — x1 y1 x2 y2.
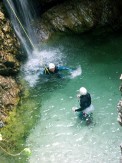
79 87 87 95
49 63 55 72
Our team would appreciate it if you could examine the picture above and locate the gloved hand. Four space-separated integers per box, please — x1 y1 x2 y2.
72 107 78 112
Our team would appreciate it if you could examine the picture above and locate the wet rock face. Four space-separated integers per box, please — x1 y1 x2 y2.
0 2 21 127
117 80 122 126
36 0 122 41
36 0 96 40
0 75 20 126
0 3 20 75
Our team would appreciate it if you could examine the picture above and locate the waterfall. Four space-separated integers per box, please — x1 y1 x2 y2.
4 0 63 86
3 0 37 54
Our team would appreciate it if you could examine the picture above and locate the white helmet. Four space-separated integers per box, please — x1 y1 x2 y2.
49 63 55 69
79 87 87 95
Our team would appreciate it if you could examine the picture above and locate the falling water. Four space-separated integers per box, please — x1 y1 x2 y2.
3 0 40 86
3 0 37 54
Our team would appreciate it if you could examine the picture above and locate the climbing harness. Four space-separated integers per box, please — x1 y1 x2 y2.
5 0 49 72
44 68 50 74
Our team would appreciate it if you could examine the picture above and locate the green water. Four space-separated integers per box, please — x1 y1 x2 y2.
1 32 122 163
26 33 122 163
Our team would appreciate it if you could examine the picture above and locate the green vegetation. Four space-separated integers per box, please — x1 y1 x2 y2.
0 86 40 157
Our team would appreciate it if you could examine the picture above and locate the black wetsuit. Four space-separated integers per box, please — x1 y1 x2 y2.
75 93 91 112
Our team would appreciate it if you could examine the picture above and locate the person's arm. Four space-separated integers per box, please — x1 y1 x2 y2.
57 66 73 72
72 107 83 112
75 107 84 112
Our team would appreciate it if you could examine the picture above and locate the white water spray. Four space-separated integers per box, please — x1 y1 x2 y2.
70 66 82 79
22 49 63 87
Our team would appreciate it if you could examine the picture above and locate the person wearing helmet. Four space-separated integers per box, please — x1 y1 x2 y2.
74 87 91 112
44 63 59 74
43 63 73 77
72 87 94 114
72 87 94 124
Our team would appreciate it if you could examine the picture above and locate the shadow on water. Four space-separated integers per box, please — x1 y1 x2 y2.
30 74 71 102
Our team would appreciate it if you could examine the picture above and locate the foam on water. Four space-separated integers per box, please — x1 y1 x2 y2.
70 66 82 78
22 48 81 86
22 49 63 86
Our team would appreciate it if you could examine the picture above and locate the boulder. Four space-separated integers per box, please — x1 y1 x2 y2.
36 0 122 41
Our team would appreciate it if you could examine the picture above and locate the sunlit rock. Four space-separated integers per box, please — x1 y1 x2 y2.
0 10 4 20
0 5 21 75
0 75 20 126
0 51 20 75
3 21 11 33
0 133 2 141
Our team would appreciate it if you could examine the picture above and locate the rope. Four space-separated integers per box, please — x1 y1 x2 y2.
5 0 50 73
6 0 35 49
0 145 22 156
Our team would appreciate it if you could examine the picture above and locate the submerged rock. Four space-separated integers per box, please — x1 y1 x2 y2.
0 10 4 20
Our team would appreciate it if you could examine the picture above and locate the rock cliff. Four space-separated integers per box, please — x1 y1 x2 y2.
0 2 21 127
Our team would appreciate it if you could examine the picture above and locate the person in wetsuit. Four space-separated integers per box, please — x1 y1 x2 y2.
72 87 94 124
74 87 91 112
43 63 72 78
